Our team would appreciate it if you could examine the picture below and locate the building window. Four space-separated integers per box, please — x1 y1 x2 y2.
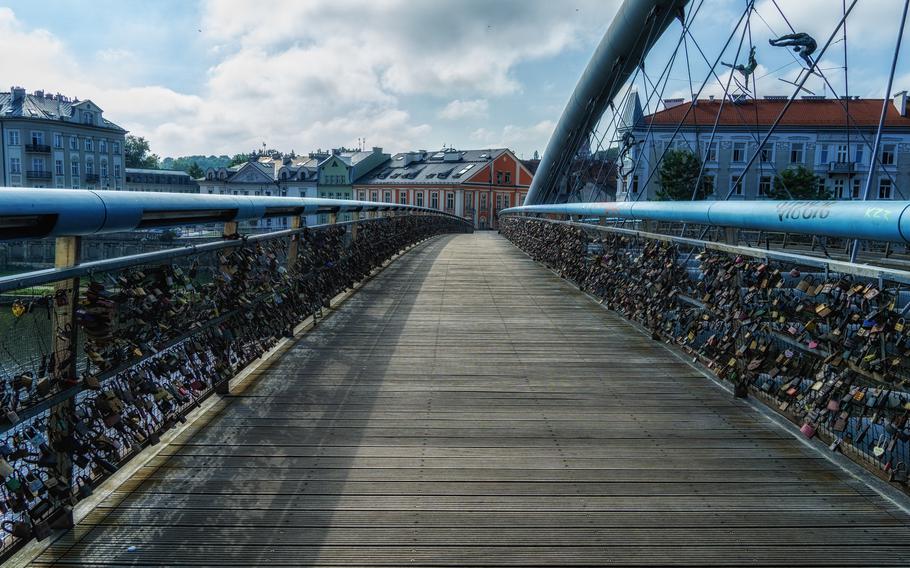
631 175 640 194
495 171 503 184
819 144 828 164
852 178 862 199
100 160 108 178
446 192 454 210
383 191 392 203
31 158 45 172
100 139 107 153
86 158 94 175
85 138 93 152
758 175 772 197
790 142 804 164
114 164 120 179
760 145 774 163
881 144 896 166
113 141 120 155
731 175 743 196
833 178 846 199
69 136 78 150
370 191 378 202
430 192 439 209
416 192 424 207
705 142 717 162
465 192 474 209
83 111 94 125
879 178 893 199
479 192 487 210
855 145 864 164
817 178 826 195
504 172 512 184
7 130 19 146
71 160 80 178
53 133 63 148
30 131 44 145
399 193 408 205
55 159 64 176
732 142 746 163
835 144 848 163
9 157 21 174
502 194 510 208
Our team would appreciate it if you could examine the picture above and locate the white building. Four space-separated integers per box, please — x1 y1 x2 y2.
0 86 126 190
617 91 910 201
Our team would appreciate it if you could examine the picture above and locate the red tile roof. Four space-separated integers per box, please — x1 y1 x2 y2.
645 98 910 128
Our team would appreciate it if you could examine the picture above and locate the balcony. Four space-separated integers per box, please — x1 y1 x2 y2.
85 173 100 183
827 161 856 174
25 143 51 153
26 170 52 180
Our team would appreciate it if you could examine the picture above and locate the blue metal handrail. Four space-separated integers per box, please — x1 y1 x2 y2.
0 188 469 239
501 200 910 244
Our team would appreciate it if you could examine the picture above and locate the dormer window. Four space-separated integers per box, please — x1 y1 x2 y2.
83 111 94 125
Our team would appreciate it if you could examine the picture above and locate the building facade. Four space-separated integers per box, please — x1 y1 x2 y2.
199 156 318 228
125 168 199 193
0 86 126 190
317 147 389 222
617 91 910 201
354 148 533 229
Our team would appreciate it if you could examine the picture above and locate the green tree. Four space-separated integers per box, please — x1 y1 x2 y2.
228 153 250 167
187 162 205 179
656 149 712 200
768 166 830 200
124 135 160 169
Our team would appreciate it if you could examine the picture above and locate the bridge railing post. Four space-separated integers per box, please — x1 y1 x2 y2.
48 235 81 528
215 221 239 395
286 215 302 271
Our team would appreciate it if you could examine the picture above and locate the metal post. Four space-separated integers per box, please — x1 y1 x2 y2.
286 215 302 271
49 235 80 527
215 222 238 395
351 211 361 241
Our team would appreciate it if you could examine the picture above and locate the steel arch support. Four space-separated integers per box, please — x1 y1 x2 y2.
524 0 690 205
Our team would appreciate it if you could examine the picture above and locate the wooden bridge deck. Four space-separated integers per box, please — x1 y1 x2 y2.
30 232 910 566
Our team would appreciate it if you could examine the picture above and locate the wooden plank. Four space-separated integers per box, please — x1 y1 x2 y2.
30 233 910 567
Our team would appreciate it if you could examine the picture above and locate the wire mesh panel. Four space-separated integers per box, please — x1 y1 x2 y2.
502 216 910 490
0 214 470 558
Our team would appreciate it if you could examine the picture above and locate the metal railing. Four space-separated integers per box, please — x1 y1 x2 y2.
0 189 472 558
501 215 910 492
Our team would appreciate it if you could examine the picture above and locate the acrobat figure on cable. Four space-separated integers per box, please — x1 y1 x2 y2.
617 131 639 177
721 46 758 92
769 32 817 67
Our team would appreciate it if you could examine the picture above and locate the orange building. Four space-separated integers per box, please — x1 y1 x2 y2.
353 148 533 229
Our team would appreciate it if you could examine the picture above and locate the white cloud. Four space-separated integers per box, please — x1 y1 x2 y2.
470 120 555 156
439 99 489 120
0 1 620 156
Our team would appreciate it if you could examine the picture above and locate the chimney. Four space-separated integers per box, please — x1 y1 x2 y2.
372 146 382 153
662 98 685 109
708 95 715 101
893 91 908 117
10 86 25 102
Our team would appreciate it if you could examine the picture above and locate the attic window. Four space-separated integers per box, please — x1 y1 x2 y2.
479 153 489 158
452 164 475 178
431 152 445 160
390 173 401 179
437 168 453 179
426 173 436 179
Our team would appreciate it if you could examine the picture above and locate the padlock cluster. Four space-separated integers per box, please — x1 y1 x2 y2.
502 217 910 489
0 214 467 554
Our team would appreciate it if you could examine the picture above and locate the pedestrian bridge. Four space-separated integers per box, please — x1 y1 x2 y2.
19 232 910 567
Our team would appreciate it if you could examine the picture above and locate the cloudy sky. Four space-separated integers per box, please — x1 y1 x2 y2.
1 0 906 159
